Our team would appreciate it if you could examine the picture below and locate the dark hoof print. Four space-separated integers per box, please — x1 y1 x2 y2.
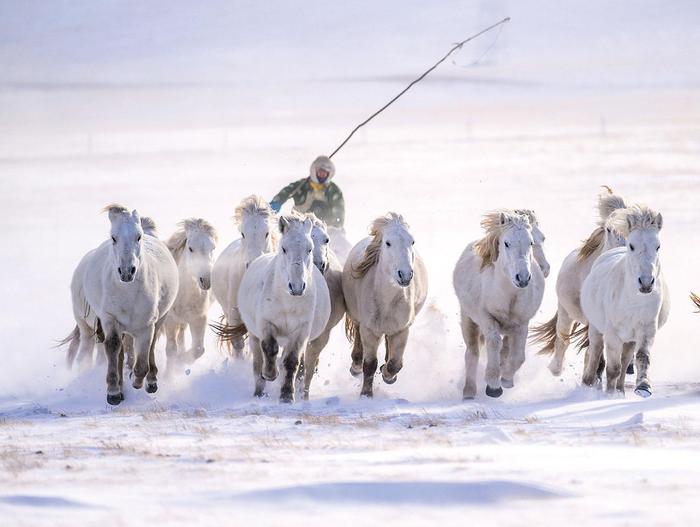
349 365 362 378
634 383 652 398
485 385 503 398
626 363 635 375
501 377 514 389
107 393 123 406
380 365 397 385
145 383 158 394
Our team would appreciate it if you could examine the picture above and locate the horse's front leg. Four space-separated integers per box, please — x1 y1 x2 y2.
102 319 123 405
381 328 409 385
301 329 331 400
483 320 504 398
634 332 655 398
249 335 266 397
582 326 604 387
603 333 623 395
164 319 178 366
502 325 528 389
616 342 635 393
359 327 381 398
131 326 155 391
461 314 480 400
549 307 574 376
145 319 165 393
188 315 207 362
280 336 308 404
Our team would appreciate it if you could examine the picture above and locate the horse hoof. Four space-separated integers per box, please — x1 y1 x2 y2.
360 391 373 399
462 395 475 401
279 396 294 404
380 365 397 384
634 382 652 398
485 385 503 398
501 377 514 389
145 382 158 394
626 363 635 375
107 393 122 406
262 373 278 382
349 364 362 377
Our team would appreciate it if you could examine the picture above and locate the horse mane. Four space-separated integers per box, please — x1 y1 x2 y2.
140 217 157 236
609 204 662 237
102 203 129 216
473 209 530 270
577 187 628 262
234 195 273 225
514 209 539 228
166 218 218 263
353 212 409 279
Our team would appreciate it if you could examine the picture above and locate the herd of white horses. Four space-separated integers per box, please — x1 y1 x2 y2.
62 189 678 406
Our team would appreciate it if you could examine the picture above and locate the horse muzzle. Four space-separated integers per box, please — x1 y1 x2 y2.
638 276 655 294
118 266 136 283
515 272 531 289
397 269 413 287
198 276 211 290
288 282 307 296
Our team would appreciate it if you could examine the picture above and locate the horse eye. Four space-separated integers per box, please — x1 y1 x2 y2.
283 248 287 254
324 237 329 244
630 244 635 251
265 233 269 239
307 249 312 254
606 228 611 233
241 233 245 239
111 236 116 244
656 245 660 252
530 242 534 246
137 235 142 242
189 247 193 253
386 241 391 247
504 241 510 248
412 241 415 246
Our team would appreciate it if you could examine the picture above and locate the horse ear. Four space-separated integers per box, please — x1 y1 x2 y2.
302 218 313 234
626 215 634 232
278 216 289 234
499 212 507 225
654 213 663 230
131 209 141 223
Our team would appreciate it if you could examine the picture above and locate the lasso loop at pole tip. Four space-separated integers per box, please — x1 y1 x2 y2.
328 16 511 160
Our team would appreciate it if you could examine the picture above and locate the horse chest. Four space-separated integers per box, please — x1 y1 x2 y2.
368 293 413 334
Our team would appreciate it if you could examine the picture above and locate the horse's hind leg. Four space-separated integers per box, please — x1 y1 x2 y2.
617 342 635 393
582 327 604 387
381 328 409 385
249 335 266 397
502 326 528 389
164 319 178 367
461 314 480 400
231 309 246 357
102 321 123 405
280 338 306 404
188 315 207 362
359 328 381 398
75 319 96 371
483 320 504 398
603 334 623 395
302 330 330 400
549 307 574 376
131 326 155 391
145 319 165 393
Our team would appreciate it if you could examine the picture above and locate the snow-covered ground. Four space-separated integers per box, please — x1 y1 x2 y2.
2 1 700 525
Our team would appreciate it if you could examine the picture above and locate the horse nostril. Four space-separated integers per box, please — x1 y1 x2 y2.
288 282 293 292
130 266 136 275
118 267 122 275
516 273 521 282
398 270 404 280
638 277 643 286
302 282 306 292
650 277 655 285
199 277 204 285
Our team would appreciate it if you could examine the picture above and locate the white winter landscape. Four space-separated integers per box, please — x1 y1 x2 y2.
2 1 700 526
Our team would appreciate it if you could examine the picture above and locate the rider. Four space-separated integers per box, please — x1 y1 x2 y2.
269 155 345 229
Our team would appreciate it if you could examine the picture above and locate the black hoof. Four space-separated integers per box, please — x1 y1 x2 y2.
485 385 503 398
145 382 158 394
380 365 397 384
107 393 122 406
349 364 362 378
626 363 635 375
634 382 652 398
279 394 294 404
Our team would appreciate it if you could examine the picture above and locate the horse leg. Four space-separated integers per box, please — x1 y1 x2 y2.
145 319 165 393
349 323 364 377
123 334 135 373
117 339 125 394
280 337 307 404
164 319 178 368
634 334 655 398
249 335 266 397
188 315 207 362
176 323 186 355
131 326 155 390
582 327 604 387
381 328 409 385
260 329 279 383
617 342 635 393
359 328 381 398
302 330 330 400
102 320 123 405
502 325 528 389
483 321 504 398
231 308 246 357
604 334 623 395
461 314 480 400
75 319 95 371
549 307 574 376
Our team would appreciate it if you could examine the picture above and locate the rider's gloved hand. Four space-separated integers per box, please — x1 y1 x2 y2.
269 200 281 213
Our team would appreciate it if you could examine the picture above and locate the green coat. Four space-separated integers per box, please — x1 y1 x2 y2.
272 178 345 228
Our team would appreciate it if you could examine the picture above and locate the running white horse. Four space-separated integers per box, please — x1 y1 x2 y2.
453 210 545 398
342 213 428 398
237 215 330 402
64 204 178 404
579 205 669 397
211 195 277 355
531 188 627 376
295 213 346 399
163 218 218 368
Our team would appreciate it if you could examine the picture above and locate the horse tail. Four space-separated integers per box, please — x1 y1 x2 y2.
530 313 559 355
56 325 81 368
345 315 360 344
210 316 247 354
570 323 590 354
691 292 700 311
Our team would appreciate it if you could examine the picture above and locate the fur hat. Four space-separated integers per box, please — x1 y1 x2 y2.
309 155 335 184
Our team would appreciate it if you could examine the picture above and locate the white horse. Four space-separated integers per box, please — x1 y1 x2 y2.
579 205 669 397
211 195 277 355
163 218 218 367
342 213 428 398
237 215 330 403
295 213 346 400
531 189 627 376
65 205 178 404
453 210 545 398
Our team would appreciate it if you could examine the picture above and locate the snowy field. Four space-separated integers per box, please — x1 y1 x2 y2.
2 1 700 526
